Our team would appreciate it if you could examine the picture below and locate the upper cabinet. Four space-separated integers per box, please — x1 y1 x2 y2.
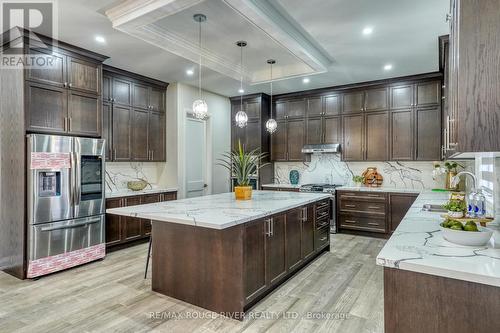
22 34 107 137
102 66 168 162
445 0 500 155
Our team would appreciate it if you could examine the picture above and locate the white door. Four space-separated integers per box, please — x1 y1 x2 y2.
185 117 207 198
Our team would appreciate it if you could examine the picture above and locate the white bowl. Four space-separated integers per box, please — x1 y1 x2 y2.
440 225 493 246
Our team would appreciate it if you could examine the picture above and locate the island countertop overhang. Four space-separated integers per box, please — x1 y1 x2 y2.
106 190 331 229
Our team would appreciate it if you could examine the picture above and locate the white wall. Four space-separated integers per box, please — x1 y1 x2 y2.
158 83 231 198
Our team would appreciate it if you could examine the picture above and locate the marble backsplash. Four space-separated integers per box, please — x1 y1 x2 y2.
105 162 161 192
274 154 473 190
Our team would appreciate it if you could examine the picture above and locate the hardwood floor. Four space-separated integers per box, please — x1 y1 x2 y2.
0 234 385 333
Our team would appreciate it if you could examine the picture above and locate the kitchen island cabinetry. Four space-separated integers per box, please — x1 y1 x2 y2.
106 191 330 317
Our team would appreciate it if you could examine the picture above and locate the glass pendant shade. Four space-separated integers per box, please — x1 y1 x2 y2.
235 110 248 128
192 99 208 119
266 118 278 134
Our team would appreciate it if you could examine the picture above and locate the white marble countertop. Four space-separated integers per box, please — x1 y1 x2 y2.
377 190 500 287
261 183 301 189
106 190 331 229
106 187 178 199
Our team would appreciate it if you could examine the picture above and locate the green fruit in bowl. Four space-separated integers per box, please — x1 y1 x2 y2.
450 223 464 230
463 224 479 232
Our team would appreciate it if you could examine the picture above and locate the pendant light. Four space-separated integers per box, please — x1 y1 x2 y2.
192 14 208 119
234 41 248 128
265 59 278 134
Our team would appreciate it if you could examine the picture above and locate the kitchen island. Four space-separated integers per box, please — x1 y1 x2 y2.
377 190 500 333
107 190 331 317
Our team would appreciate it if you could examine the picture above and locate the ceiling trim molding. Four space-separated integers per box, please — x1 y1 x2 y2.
105 0 331 83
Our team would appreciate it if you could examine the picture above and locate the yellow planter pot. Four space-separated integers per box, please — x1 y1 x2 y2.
234 186 252 200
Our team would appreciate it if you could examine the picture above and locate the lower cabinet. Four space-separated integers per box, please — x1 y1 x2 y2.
105 191 177 247
244 200 330 304
337 190 418 237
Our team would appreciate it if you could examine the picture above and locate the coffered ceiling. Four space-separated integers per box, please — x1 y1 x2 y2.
55 0 450 96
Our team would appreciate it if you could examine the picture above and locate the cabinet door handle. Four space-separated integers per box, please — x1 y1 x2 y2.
151 151 154 160
68 83 73 88
368 206 380 209
345 204 356 208
63 117 67 131
319 236 327 241
63 82 68 88
301 207 308 222
368 222 380 226
113 149 117 160
344 220 356 224
68 117 71 131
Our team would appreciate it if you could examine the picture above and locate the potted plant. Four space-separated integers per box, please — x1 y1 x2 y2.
218 140 268 200
352 175 364 187
434 162 464 190
443 200 467 218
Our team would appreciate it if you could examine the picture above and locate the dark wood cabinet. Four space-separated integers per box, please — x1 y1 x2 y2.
445 0 500 155
105 191 177 248
365 87 389 112
271 120 287 161
307 97 323 117
111 105 132 161
131 109 149 160
23 40 106 137
305 95 341 146
103 66 168 162
388 193 418 233
342 114 364 161
301 205 315 261
416 107 441 160
67 57 100 95
286 209 303 271
390 110 413 160
306 117 323 144
105 198 123 246
324 116 341 144
324 94 340 115
102 103 112 160
390 85 413 110
26 82 67 134
244 219 267 302
287 118 305 161
343 91 364 113
266 215 287 285
365 111 389 161
67 91 100 137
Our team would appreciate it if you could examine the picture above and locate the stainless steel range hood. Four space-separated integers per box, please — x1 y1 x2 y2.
301 143 340 154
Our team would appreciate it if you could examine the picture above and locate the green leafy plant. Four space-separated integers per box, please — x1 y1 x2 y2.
443 200 466 212
352 175 365 184
218 140 269 186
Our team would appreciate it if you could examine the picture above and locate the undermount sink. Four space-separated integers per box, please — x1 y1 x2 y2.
422 204 447 213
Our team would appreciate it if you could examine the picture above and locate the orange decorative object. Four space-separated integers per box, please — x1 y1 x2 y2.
362 167 383 187
234 186 253 200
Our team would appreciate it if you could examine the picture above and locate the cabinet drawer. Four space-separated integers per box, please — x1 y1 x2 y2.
315 199 330 210
316 216 330 230
315 226 330 250
339 200 386 214
338 191 386 202
316 206 330 220
339 215 386 233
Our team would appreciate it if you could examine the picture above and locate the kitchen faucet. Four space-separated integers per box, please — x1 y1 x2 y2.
450 171 477 190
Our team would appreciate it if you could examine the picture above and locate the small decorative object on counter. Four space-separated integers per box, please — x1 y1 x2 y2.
218 140 268 200
127 179 150 191
352 175 364 187
433 161 464 190
362 167 383 187
440 219 493 246
443 199 467 218
289 170 300 185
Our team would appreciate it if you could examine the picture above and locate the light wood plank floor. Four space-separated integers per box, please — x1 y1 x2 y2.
0 234 385 333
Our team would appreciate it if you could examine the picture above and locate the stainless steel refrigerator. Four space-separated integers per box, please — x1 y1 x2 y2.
26 134 105 278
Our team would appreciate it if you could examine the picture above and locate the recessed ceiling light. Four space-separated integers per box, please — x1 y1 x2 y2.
95 35 106 43
384 64 393 71
303 78 310 84
362 27 373 35
186 69 194 76
238 88 245 94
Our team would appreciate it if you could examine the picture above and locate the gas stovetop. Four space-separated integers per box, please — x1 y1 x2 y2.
299 184 342 194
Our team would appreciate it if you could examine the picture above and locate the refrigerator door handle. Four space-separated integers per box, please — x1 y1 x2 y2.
40 218 100 232
74 152 81 210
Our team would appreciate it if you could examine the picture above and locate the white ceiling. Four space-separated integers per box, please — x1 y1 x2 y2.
55 0 450 97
